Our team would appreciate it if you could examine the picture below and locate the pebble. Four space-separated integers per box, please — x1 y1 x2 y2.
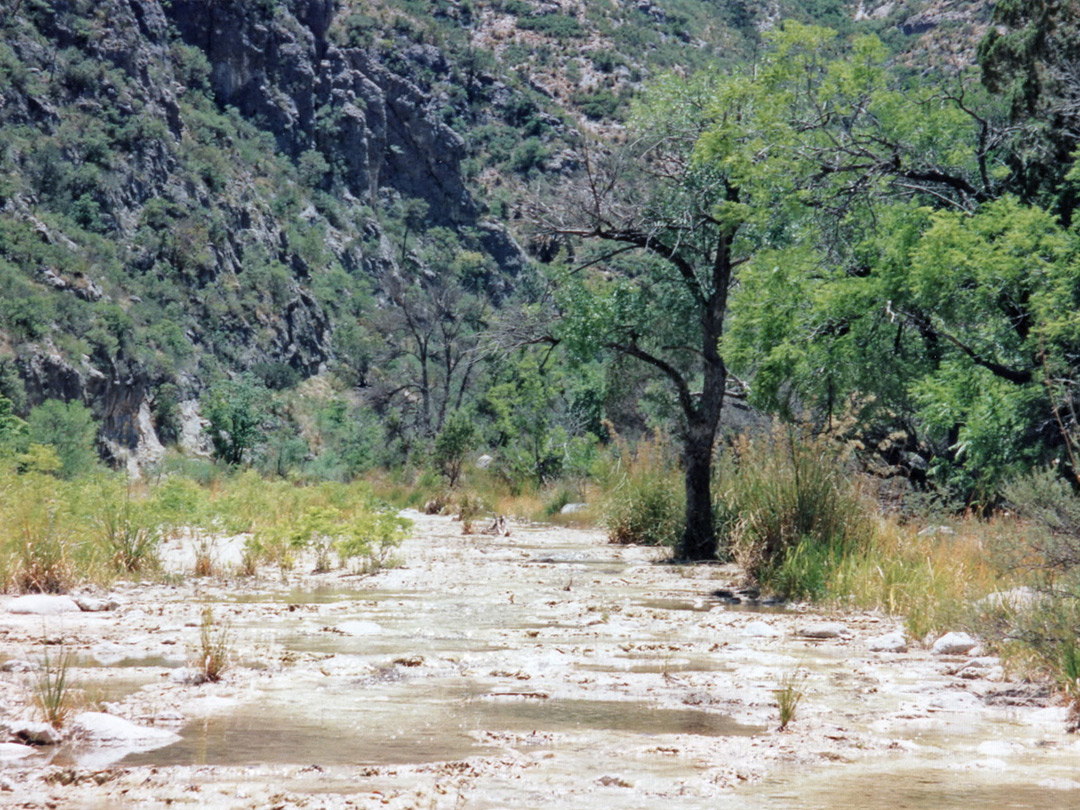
932 631 978 655
4 594 81 615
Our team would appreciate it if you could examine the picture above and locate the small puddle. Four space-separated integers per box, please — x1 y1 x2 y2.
473 698 758 737
116 690 758 768
743 769 1080 810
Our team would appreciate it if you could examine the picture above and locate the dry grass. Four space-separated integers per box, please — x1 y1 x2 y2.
828 515 1005 639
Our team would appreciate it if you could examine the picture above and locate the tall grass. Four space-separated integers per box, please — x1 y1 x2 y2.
717 430 873 599
603 434 684 547
34 644 78 728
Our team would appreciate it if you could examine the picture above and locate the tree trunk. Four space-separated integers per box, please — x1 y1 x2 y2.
680 418 718 560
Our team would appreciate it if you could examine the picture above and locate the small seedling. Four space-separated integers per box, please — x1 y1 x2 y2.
196 607 231 682
774 669 806 732
34 643 77 728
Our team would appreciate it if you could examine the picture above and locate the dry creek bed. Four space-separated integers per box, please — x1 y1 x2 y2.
1 511 1079 809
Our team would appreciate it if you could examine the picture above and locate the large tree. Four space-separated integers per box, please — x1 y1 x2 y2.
532 28 839 560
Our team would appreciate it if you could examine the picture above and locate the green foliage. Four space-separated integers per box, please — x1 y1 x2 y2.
34 643 77 729
95 486 163 574
26 399 98 479
433 410 475 487
203 376 269 466
719 431 872 599
515 14 586 39
603 438 684 547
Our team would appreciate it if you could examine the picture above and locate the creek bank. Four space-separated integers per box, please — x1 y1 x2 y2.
0 512 1076 809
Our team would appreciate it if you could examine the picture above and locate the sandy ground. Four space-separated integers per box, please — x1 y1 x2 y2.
1 511 1078 809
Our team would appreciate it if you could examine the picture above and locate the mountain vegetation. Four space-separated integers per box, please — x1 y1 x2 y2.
5 0 1080 712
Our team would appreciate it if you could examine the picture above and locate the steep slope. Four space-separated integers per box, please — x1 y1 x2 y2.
0 0 989 471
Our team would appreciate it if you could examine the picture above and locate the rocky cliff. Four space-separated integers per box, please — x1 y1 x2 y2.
0 0 985 472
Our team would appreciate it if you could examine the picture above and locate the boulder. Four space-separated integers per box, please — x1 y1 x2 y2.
74 595 120 612
867 631 908 653
932 631 978 655
0 659 39 673
799 622 847 639
5 595 82 615
70 712 180 748
4 720 62 746
742 620 780 638
978 587 1042 613
559 503 588 515
476 454 494 470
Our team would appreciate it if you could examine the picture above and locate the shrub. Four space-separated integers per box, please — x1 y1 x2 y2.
195 607 231 683
433 411 475 488
719 430 872 599
96 489 162 574
26 399 99 479
604 437 683 547
34 644 77 728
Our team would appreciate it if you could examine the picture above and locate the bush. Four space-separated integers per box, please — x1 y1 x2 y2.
603 438 683 547
719 430 872 599
26 399 99 479
433 411 475 488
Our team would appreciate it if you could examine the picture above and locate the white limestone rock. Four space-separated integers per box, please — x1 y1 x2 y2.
932 631 978 655
867 631 908 653
5 595 81 615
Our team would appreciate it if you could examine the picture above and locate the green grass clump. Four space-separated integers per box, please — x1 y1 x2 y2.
34 643 77 728
774 669 806 732
603 437 683 547
717 430 872 599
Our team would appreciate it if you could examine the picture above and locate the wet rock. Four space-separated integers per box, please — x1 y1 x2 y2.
4 720 63 746
742 620 779 638
5 595 82 615
0 659 39 673
799 622 847 639
74 596 120 612
867 631 907 653
560 503 588 515
169 667 207 685
976 739 1023 757
932 631 978 655
0 743 37 761
70 712 180 748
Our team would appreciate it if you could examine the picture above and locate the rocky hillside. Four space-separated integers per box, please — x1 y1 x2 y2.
0 0 989 471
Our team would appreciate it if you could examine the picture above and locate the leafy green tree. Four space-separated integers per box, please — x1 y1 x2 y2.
715 25 1080 496
0 393 25 453
203 376 269 466
433 409 475 487
26 398 99 478
536 27 858 559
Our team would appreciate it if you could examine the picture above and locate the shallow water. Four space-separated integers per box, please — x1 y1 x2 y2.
118 689 757 768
